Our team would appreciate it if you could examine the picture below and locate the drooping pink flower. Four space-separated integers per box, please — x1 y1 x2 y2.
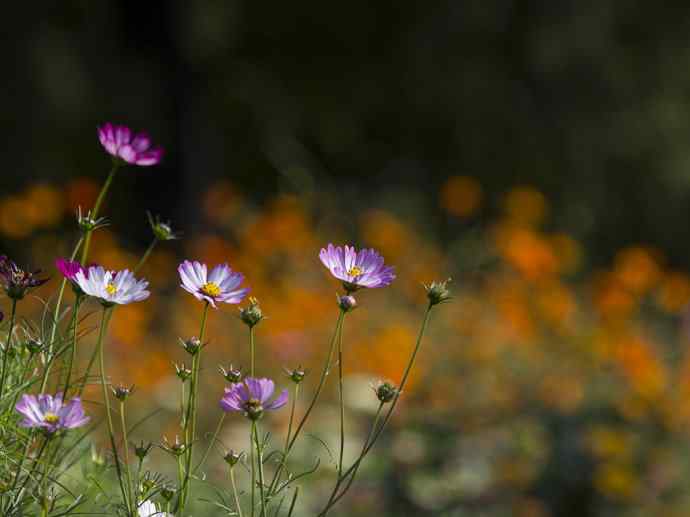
97 123 163 166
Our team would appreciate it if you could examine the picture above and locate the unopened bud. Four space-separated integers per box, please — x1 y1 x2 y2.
112 384 134 401
425 278 452 306
374 381 398 403
224 449 243 467
239 297 264 328
219 364 242 383
181 336 203 355
284 366 306 384
337 294 357 312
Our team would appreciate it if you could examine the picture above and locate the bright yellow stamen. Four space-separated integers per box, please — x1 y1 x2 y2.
201 282 221 297
106 283 117 296
44 413 59 424
347 266 363 277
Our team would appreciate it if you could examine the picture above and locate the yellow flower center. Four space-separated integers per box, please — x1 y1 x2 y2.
347 266 364 277
106 283 117 296
201 282 221 297
44 412 60 424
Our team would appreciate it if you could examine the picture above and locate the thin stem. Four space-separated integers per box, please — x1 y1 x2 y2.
230 466 244 517
250 326 255 376
336 319 346 478
318 306 434 516
179 301 210 512
266 310 345 498
120 400 135 510
96 307 130 513
194 413 225 474
80 162 119 265
252 421 267 517
61 296 82 397
40 236 84 393
12 436 50 510
133 238 158 274
287 486 299 517
250 422 256 517
0 299 18 400
285 384 299 451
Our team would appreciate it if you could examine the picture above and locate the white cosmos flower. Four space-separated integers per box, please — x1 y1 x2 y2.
137 500 171 516
75 265 150 306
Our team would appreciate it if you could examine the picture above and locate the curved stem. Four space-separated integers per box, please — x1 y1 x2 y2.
133 238 158 274
96 307 130 513
266 310 345 498
80 162 119 265
336 319 346 478
180 301 210 512
0 299 18 400
194 413 225 474
120 400 135 510
318 305 433 516
230 466 244 517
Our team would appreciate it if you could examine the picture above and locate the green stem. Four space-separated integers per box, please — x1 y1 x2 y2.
12 436 50 511
120 400 135 510
61 296 82 397
336 319 346 478
250 423 256 517
0 299 18 400
80 162 119 265
230 466 244 517
318 306 433 516
180 301 210 512
287 486 299 517
266 310 344 497
253 421 267 517
194 413 225 474
250 326 255 376
133 238 158 274
96 307 130 513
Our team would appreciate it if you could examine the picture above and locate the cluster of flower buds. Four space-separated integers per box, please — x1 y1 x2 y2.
239 297 264 328
374 381 399 403
180 336 203 355
147 212 180 241
175 362 192 382
425 278 452 306
284 366 306 384
112 384 135 402
219 364 242 383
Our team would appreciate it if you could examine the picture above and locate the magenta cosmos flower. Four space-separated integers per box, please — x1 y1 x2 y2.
16 393 89 434
98 123 163 166
319 244 395 292
178 260 249 308
220 377 288 420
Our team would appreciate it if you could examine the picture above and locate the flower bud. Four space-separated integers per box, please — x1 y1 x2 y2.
141 476 156 493
425 278 452 306
76 207 108 233
160 485 175 502
374 381 398 403
134 441 153 461
239 297 264 328
337 294 357 312
180 336 203 355
112 384 134 401
24 338 43 355
160 436 187 457
219 364 242 383
223 449 243 467
175 362 192 381
147 212 180 241
284 366 306 384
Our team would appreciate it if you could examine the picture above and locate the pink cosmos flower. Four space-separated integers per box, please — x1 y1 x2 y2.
16 393 89 434
178 260 249 308
97 123 163 166
220 377 288 420
319 244 395 292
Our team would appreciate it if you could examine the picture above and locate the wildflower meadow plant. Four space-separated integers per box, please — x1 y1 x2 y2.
0 123 447 517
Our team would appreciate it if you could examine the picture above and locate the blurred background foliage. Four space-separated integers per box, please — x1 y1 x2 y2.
4 1 690 516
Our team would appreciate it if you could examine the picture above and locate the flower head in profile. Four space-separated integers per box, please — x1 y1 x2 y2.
16 393 89 435
98 123 164 166
75 265 150 307
220 377 288 420
319 244 395 292
147 212 180 241
178 260 249 308
138 500 171 517
55 257 88 294
0 256 49 300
